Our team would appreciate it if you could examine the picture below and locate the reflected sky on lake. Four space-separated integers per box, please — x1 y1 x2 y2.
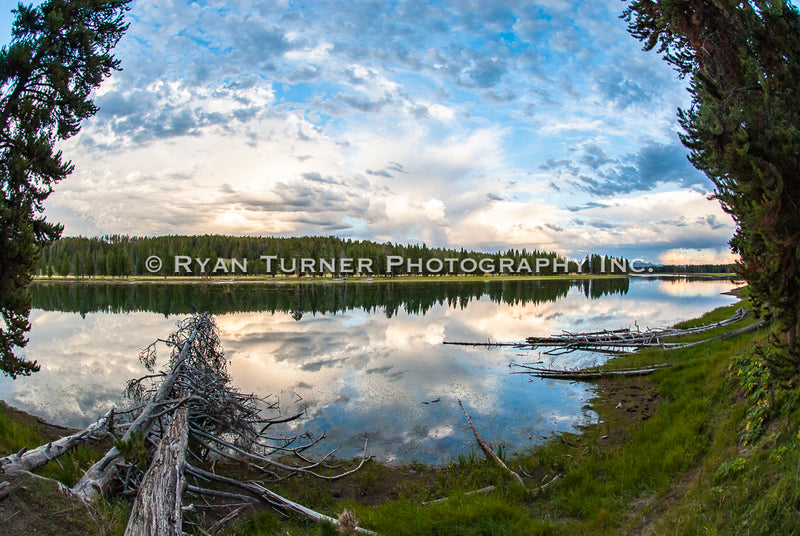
0 277 739 463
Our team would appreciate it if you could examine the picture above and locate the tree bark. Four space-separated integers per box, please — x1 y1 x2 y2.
72 313 207 502
1 409 113 476
124 400 188 536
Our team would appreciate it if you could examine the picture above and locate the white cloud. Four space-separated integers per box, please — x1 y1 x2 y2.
424 199 446 222
39 0 733 264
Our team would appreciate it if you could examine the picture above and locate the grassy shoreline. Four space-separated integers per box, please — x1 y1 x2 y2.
4 296 797 535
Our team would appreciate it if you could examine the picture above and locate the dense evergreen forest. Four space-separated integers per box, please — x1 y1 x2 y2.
648 264 734 274
36 235 640 277
28 278 631 317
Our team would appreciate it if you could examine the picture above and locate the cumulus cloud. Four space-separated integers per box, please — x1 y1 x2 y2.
36 0 731 263
539 138 710 197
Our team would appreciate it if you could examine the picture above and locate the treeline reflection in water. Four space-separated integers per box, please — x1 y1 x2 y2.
29 277 631 317
8 276 739 463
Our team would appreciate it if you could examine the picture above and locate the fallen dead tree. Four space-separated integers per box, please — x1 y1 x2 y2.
4 313 374 535
458 400 523 485
1 409 113 476
445 307 752 355
72 312 212 503
510 363 673 380
510 317 765 381
117 313 373 535
522 307 749 354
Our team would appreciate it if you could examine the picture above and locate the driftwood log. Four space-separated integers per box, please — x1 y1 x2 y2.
5 313 374 534
458 400 523 485
1 408 113 476
124 396 188 536
94 312 371 535
511 319 766 381
72 313 209 503
510 363 673 380
444 307 753 355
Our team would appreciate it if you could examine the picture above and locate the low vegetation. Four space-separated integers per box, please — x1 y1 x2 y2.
2 298 799 534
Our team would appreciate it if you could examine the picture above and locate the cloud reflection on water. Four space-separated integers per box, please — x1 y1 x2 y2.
0 278 738 463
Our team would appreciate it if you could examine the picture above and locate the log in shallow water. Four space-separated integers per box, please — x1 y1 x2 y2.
444 307 750 355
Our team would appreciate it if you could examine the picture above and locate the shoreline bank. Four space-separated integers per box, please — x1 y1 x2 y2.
5 295 788 535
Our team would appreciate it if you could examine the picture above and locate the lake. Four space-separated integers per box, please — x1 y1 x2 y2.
0 276 738 464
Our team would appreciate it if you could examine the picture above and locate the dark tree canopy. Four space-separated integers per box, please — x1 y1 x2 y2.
0 0 130 378
624 0 800 383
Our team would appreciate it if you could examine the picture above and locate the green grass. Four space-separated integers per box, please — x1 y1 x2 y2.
587 300 756 371
0 404 41 453
359 493 545 536
227 297 800 535
5 296 798 535
0 403 126 535
0 404 106 488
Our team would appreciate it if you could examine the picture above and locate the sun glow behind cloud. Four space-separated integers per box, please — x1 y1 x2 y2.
12 0 739 263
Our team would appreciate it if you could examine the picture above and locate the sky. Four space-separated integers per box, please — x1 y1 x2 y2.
1 0 741 264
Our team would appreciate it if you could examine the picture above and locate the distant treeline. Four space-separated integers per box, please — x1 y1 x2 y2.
35 235 633 277
648 264 736 274
29 278 631 318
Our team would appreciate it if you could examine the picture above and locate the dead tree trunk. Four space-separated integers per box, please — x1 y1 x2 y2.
1 409 113 477
458 400 523 485
72 313 208 502
445 307 752 354
124 399 188 536
185 465 378 535
63 312 373 534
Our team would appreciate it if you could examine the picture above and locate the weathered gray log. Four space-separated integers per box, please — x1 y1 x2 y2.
445 307 751 352
422 485 497 505
664 319 765 349
525 308 748 347
512 320 766 381
124 400 188 536
442 341 518 347
185 464 379 535
423 472 564 506
1 409 113 476
72 313 208 502
457 400 523 485
511 364 673 380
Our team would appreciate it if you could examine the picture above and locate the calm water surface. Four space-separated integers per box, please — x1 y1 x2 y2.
0 277 738 463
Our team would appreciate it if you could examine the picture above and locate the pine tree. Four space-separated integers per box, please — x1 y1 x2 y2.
625 0 800 382
0 0 130 377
